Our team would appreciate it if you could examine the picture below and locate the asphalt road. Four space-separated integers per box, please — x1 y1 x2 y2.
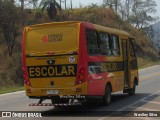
0 65 160 120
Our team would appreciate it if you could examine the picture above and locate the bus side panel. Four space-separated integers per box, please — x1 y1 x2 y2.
88 72 110 95
84 23 108 96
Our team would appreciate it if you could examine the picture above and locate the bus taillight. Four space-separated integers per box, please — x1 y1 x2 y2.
76 68 85 85
23 68 31 86
22 30 31 87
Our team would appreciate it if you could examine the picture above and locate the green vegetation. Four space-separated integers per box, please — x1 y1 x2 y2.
0 86 24 94
138 57 160 69
40 0 62 20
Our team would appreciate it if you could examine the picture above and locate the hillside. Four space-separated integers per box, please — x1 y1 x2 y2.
0 6 159 87
152 21 160 30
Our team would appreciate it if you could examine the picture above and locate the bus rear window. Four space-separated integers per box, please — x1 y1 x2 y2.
25 26 78 53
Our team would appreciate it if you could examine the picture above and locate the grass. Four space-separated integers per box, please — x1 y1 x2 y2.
0 86 24 94
138 57 160 69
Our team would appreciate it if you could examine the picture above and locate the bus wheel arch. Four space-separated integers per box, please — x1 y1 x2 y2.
128 77 138 95
103 82 112 105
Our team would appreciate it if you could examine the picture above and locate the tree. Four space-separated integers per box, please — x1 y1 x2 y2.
113 0 119 13
59 0 61 7
40 0 62 20
125 0 133 20
130 0 158 29
19 0 25 10
116 0 135 21
59 0 67 9
64 0 67 9
11 0 14 5
70 0 72 10
28 0 39 9
103 0 120 12
118 2 126 20
103 0 112 7
0 0 27 56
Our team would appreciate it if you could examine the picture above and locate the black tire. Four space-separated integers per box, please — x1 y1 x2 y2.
128 84 136 95
52 98 69 104
103 85 111 105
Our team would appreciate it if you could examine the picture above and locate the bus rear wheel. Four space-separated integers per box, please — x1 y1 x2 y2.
103 85 111 105
128 84 136 95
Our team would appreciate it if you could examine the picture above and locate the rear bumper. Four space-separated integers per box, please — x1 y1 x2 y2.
28 95 103 100
24 83 87 97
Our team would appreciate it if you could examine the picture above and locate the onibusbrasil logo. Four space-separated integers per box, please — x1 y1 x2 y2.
1 112 42 118
41 33 63 43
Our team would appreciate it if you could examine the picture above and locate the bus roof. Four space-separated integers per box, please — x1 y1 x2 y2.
27 21 80 28
93 24 132 37
26 21 132 38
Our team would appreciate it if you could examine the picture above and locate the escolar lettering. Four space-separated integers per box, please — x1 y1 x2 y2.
28 65 77 78
101 62 117 71
89 61 123 72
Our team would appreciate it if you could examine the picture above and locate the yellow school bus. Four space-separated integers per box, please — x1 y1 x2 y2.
22 21 139 105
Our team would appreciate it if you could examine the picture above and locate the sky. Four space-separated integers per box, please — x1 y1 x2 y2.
70 0 103 8
70 0 160 20
155 0 160 18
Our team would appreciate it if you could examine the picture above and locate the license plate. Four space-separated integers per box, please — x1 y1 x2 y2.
47 90 59 95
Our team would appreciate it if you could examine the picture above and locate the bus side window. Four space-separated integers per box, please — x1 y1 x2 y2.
86 30 100 55
130 39 136 58
111 35 120 56
99 32 111 56
88 66 106 74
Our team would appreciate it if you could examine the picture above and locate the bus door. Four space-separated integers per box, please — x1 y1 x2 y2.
122 39 130 88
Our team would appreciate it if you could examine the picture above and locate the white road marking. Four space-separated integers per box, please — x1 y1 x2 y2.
142 100 160 105
129 106 160 111
139 65 160 71
140 72 160 81
114 90 160 111
98 90 160 120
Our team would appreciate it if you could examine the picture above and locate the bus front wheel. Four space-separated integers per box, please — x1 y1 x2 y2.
103 85 111 105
